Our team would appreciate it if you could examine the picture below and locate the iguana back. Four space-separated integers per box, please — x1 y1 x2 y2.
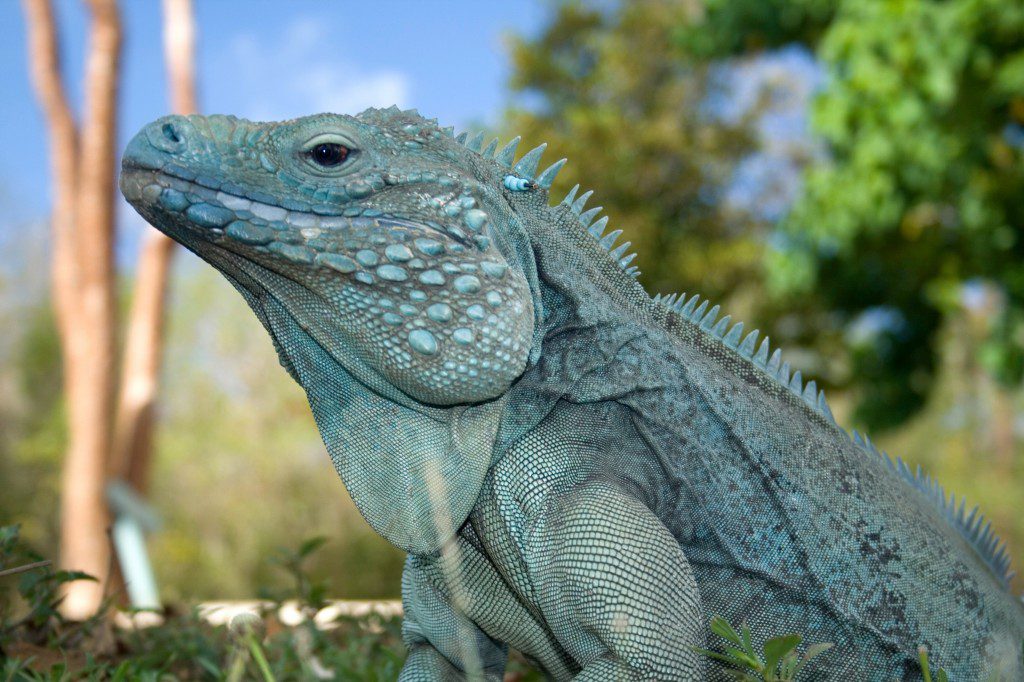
500 183 1024 677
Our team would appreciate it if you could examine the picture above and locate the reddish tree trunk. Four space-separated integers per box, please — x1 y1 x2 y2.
111 0 196 495
22 0 122 619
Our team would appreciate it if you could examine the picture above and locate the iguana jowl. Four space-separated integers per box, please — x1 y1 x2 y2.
120 108 1024 680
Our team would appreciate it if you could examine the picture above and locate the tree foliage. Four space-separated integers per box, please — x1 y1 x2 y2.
679 0 1024 428
504 1 766 302
678 0 836 56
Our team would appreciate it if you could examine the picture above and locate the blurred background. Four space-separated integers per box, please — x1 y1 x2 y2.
0 0 1021 616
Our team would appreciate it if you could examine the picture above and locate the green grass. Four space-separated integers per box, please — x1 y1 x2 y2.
697 615 1022 682
2 525 1018 680
0 525 542 681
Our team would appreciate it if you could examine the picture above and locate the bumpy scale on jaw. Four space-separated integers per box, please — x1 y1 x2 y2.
120 113 533 406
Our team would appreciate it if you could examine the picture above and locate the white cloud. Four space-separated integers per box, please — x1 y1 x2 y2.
217 17 411 121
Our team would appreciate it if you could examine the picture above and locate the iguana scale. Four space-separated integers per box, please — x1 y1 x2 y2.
120 108 1024 680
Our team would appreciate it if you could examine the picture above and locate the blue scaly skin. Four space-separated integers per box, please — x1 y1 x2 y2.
120 108 1024 680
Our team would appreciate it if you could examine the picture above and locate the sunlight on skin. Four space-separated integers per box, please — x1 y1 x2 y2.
120 107 1024 680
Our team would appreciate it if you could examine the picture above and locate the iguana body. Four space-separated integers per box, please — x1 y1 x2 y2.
120 108 1024 680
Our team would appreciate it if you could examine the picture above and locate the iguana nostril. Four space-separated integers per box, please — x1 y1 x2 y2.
161 122 181 144
142 116 191 154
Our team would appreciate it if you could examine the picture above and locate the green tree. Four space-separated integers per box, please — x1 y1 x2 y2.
504 1 766 302
0 219 66 559
0 301 65 556
151 265 405 601
679 0 1024 431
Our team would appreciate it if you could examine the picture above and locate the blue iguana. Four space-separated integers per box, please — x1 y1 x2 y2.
120 108 1024 680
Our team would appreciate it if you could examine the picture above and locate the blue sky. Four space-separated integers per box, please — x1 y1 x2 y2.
0 1 548 227
0 0 821 279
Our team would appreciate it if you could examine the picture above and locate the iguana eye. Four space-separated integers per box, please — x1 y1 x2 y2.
308 142 349 167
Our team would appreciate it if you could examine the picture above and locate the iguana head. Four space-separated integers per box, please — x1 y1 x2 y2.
121 109 539 405
120 108 554 553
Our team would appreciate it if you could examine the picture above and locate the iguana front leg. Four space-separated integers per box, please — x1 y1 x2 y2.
533 481 706 680
399 554 509 682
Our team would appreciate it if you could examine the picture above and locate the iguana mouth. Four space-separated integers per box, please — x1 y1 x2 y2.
120 168 484 277
121 164 532 407
121 167 451 243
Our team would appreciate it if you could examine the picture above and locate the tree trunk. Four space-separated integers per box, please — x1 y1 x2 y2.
110 235 176 494
64 0 121 620
162 0 198 116
110 0 196 494
22 0 122 620
21 0 79 342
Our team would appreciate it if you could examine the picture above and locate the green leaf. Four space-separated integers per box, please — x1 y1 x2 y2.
802 642 833 661
763 633 802 676
298 536 328 558
789 642 833 679
994 50 1024 94
740 622 755 657
196 657 222 676
710 615 745 647
919 646 933 682
776 652 798 680
110 661 130 682
52 570 97 585
692 646 751 667
247 633 277 682
0 525 21 551
722 645 762 670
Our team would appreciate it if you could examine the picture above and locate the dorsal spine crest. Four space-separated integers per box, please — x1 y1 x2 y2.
459 124 1019 587
653 286 1017 587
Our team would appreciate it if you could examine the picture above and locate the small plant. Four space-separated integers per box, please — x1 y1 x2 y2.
0 528 650 681
226 612 275 682
0 524 107 653
918 646 950 682
700 617 1023 681
261 535 330 614
695 615 832 681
